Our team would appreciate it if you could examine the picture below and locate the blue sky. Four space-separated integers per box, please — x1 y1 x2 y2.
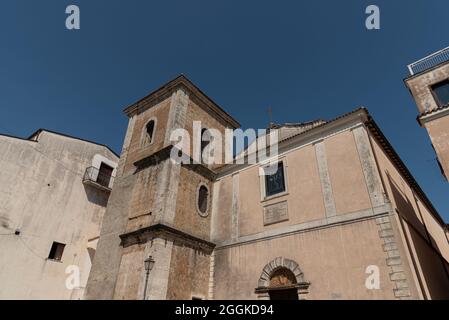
0 1 448 219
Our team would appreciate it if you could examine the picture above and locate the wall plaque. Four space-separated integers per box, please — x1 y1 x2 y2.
263 201 288 225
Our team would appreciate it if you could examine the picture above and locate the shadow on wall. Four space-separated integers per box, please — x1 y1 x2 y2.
87 247 96 264
82 184 110 207
0 215 12 230
386 173 449 299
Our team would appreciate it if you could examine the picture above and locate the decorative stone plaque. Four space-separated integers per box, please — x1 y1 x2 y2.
263 201 288 226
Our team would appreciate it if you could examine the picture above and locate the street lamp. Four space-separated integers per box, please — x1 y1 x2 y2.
143 256 155 300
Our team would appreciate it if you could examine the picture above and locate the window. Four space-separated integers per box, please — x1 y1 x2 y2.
431 80 449 107
264 162 286 197
146 120 156 144
97 162 113 187
197 185 209 216
48 241 65 261
201 128 210 157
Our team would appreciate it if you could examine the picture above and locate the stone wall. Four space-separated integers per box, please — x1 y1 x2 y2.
405 62 449 179
0 131 118 299
370 133 449 299
166 244 211 300
87 81 228 300
213 218 397 300
210 119 428 299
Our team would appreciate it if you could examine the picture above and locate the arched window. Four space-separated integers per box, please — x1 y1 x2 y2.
146 120 156 144
269 268 297 288
201 128 210 158
197 184 209 216
268 268 299 300
256 257 310 300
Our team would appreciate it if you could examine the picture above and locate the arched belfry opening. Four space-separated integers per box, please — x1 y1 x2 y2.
255 257 310 300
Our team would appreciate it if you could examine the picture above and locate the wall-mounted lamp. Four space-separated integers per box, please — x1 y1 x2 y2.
143 256 155 300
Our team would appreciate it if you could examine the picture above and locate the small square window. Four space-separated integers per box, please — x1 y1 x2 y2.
431 80 449 108
48 241 65 261
264 162 286 197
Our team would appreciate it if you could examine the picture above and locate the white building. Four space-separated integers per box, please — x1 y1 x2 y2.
0 129 118 299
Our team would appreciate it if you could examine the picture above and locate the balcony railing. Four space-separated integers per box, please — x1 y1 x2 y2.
82 166 115 191
408 46 449 75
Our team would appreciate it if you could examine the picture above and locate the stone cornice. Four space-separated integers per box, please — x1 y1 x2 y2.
215 203 393 250
418 105 449 125
182 163 217 181
123 75 240 129
134 145 217 180
120 223 216 253
134 145 173 170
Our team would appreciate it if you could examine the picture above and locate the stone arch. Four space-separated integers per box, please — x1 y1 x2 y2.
255 257 311 300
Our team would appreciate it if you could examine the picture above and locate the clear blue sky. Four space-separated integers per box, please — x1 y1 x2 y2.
0 1 448 220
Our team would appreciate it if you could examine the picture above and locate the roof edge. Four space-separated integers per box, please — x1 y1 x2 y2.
365 116 446 226
216 107 369 177
27 129 120 158
213 107 446 227
123 74 241 129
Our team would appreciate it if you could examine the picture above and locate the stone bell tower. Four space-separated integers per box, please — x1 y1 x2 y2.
85 75 240 300
405 46 449 181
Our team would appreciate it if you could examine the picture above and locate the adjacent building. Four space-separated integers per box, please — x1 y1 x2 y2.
0 129 118 299
405 46 449 181
85 75 449 300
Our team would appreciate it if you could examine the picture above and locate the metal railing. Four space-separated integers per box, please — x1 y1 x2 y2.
408 46 449 75
83 166 114 190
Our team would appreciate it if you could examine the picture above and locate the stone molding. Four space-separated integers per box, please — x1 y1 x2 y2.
196 183 211 217
418 105 449 125
208 251 216 300
134 145 173 170
231 174 239 240
375 215 412 299
119 223 215 254
314 140 337 217
133 145 217 180
216 203 392 250
352 126 385 208
255 257 310 300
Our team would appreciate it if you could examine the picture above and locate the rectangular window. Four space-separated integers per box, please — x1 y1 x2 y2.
264 162 286 197
97 162 113 187
431 80 449 107
48 241 65 261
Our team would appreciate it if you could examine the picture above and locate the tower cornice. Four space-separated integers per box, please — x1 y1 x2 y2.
123 74 240 129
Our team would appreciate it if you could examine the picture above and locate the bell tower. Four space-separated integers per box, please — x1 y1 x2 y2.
405 46 449 181
85 75 240 300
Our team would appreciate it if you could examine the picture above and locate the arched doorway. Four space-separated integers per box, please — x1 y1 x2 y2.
255 257 310 300
268 268 299 300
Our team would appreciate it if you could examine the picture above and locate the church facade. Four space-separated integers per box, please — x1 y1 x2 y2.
85 75 449 300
